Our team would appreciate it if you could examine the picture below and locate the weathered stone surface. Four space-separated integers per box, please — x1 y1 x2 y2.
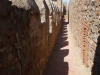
0 0 12 16
0 0 62 75
69 0 100 74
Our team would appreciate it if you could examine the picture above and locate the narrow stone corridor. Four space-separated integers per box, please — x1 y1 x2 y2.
43 19 91 75
0 0 100 75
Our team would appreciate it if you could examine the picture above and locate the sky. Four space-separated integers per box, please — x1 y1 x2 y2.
63 0 70 4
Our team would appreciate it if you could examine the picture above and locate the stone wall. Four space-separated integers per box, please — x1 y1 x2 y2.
0 0 62 75
69 0 100 73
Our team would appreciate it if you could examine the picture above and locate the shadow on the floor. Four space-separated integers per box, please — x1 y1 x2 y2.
55 20 69 50
92 35 100 75
43 20 69 75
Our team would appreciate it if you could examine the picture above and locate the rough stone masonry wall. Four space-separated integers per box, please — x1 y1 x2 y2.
69 0 100 73
0 0 62 75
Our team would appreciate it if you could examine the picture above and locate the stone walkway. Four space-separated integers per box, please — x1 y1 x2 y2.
43 19 90 75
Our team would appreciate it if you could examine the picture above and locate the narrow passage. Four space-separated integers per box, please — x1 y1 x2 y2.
43 19 90 75
43 19 69 75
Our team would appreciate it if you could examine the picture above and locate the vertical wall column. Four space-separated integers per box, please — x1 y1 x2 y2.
82 19 90 66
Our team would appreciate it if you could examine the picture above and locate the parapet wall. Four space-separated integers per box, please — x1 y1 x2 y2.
69 0 100 73
0 0 62 75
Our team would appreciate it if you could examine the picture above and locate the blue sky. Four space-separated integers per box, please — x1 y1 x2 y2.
63 0 70 3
